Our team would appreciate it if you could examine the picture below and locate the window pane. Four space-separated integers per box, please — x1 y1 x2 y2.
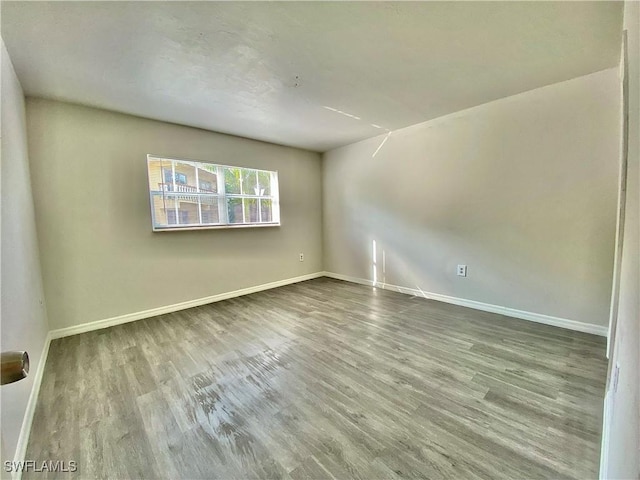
257 171 271 196
224 167 241 194
173 161 193 186
201 203 220 224
160 162 196 192
151 192 167 226
148 158 166 192
151 193 180 227
179 209 191 224
162 168 172 184
242 169 258 195
198 166 218 193
244 198 258 223
227 198 243 224
260 199 272 223
155 194 198 225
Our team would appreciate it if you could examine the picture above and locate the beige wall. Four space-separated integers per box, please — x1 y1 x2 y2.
605 2 640 478
323 68 620 328
26 99 322 330
0 41 50 467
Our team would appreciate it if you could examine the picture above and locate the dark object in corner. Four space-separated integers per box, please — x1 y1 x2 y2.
1 351 29 385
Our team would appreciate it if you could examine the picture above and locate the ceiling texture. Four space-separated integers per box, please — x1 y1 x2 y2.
1 1 623 152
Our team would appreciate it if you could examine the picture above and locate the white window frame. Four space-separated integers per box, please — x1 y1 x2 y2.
147 154 281 232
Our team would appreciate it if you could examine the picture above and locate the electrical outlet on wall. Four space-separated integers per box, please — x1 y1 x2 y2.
457 265 467 277
299 253 304 262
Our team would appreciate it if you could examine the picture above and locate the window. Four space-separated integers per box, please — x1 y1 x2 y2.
167 209 190 225
163 169 187 187
147 155 280 231
199 180 213 192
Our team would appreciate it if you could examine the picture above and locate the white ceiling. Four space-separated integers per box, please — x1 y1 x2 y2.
1 1 623 152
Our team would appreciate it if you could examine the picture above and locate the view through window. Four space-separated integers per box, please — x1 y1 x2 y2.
147 155 280 231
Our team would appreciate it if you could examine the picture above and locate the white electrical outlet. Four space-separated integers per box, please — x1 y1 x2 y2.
299 253 304 262
457 265 467 277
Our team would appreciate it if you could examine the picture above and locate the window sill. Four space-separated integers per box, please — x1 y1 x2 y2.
152 223 281 232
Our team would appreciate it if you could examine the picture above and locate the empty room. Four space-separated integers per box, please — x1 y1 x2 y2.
1 1 638 479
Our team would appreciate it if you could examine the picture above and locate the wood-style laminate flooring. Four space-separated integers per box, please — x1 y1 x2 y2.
26 278 607 479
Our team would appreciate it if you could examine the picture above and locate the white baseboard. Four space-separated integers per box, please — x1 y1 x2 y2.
323 271 608 337
12 332 52 480
49 272 324 339
47 269 607 340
